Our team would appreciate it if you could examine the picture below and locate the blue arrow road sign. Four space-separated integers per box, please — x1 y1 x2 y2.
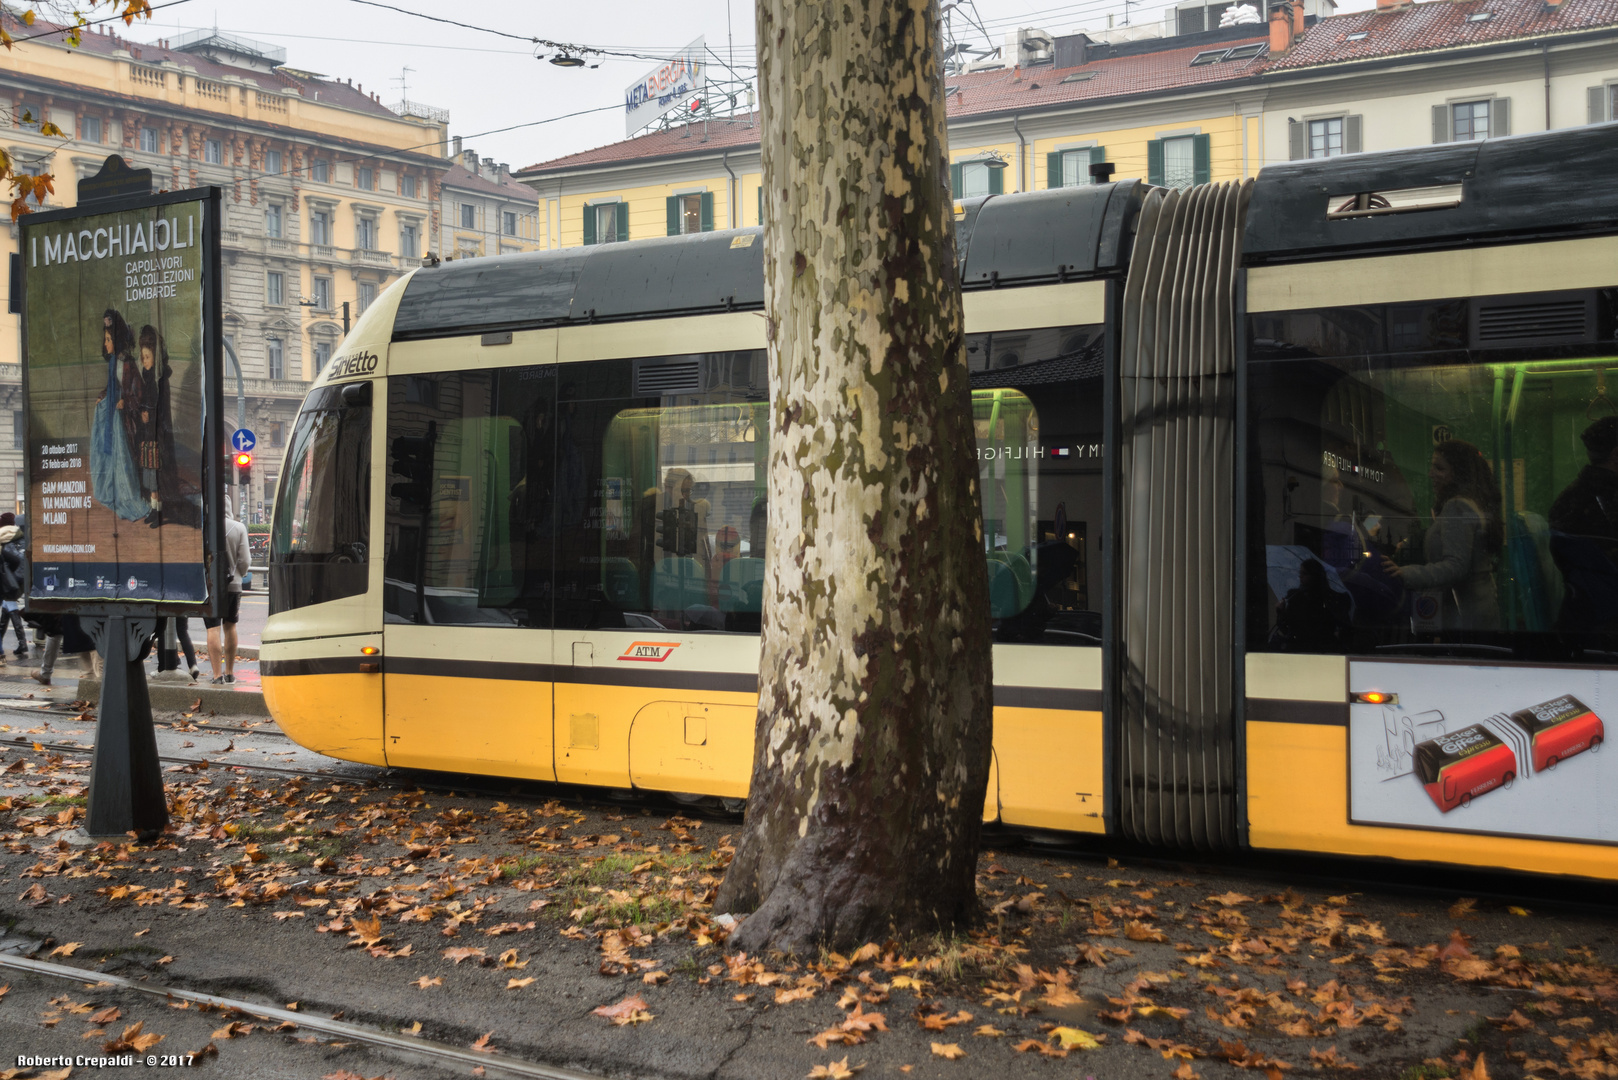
231 429 256 453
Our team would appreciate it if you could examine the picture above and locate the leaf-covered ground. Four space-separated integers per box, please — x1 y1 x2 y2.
1 710 1616 1079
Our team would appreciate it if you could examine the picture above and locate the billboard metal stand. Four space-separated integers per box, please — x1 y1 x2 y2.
82 615 166 839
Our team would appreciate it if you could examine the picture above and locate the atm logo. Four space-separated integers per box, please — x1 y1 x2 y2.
619 641 681 663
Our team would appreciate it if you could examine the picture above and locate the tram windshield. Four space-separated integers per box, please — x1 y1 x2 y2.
1247 290 1618 662
270 381 372 614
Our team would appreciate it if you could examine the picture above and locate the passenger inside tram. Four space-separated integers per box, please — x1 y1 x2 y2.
1549 415 1618 634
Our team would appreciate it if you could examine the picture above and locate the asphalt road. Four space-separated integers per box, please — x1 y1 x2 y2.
2 708 1616 1079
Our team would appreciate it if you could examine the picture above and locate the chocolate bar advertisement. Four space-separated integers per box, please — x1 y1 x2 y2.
1349 660 1612 843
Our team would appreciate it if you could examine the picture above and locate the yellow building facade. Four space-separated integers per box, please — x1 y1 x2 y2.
0 19 451 520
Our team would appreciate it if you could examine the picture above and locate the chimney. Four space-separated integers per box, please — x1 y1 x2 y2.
452 135 463 159
1293 0 1306 36
1269 2 1295 52
1376 0 1403 10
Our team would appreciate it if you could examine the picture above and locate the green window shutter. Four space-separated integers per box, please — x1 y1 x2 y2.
1345 115 1363 155
1432 104 1451 144
615 202 629 242
950 162 963 197
1046 152 1062 189
700 191 714 231
1491 97 1511 138
1192 134 1211 185
1288 119 1305 160
666 196 681 236
988 165 1003 195
1089 145 1107 183
582 204 596 246
1146 140 1164 187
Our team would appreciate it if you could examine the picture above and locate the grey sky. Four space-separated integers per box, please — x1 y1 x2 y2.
124 0 1373 170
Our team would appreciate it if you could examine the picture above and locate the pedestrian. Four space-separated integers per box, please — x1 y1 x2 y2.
0 513 29 663
155 616 200 682
205 495 250 684
30 613 98 687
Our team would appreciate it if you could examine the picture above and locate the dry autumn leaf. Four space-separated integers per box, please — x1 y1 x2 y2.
806 1058 864 1080
591 994 654 1025
506 978 535 989
471 1031 497 1053
1124 920 1168 943
1050 1026 1103 1050
48 942 81 957
930 1042 966 1060
413 976 442 989
442 947 486 965
974 1024 1004 1037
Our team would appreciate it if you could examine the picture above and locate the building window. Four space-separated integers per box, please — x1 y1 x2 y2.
312 276 332 310
1453 100 1490 141
310 210 331 246
585 202 626 245
457 239 480 260
356 216 377 250
358 281 377 312
1308 117 1343 158
1162 136 1195 189
204 138 223 164
400 174 416 198
357 166 374 190
311 158 329 182
1048 147 1106 188
951 161 1001 199
502 210 517 236
266 149 282 174
460 203 476 229
12 411 24 452
267 337 284 380
266 271 284 306
140 126 159 153
313 341 334 376
667 193 713 235
400 223 419 258
265 204 283 238
81 116 102 143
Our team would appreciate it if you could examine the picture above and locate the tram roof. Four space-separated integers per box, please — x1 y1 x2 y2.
391 181 1144 342
1242 122 1618 265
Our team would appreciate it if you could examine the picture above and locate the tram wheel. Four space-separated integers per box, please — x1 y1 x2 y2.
1502 771 1515 789
1547 755 1559 771
1460 793 1471 808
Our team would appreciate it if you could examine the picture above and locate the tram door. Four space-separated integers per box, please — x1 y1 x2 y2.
380 367 557 781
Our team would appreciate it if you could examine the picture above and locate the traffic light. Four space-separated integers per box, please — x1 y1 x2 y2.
390 427 435 510
233 450 252 487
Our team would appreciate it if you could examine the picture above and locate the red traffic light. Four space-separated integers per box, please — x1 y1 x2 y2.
234 451 253 468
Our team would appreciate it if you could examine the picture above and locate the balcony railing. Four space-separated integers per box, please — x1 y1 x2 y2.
242 377 312 399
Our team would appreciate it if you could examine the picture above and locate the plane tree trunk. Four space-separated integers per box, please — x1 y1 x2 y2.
715 0 993 956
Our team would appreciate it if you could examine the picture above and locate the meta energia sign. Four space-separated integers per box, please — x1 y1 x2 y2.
625 36 705 138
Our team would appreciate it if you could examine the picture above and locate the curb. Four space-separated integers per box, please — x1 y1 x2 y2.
75 677 269 717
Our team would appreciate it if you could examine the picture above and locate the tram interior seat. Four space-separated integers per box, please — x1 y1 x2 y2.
719 557 765 612
987 553 1035 618
653 557 707 611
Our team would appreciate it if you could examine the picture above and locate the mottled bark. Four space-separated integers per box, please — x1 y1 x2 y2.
714 0 993 955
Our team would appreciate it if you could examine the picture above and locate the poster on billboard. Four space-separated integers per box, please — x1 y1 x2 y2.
625 36 706 138
19 187 222 611
1349 659 1613 844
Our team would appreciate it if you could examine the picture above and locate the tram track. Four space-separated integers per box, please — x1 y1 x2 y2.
0 953 614 1080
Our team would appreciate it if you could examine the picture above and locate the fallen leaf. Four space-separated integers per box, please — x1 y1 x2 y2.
1175 1065 1202 1080
591 994 653 1025
470 1031 497 1053
930 1042 966 1060
412 976 442 989
442 947 486 965
211 1021 253 1040
1051 1026 1103 1050
506 978 535 989
776 986 815 1005
1448 898 1477 920
1309 1045 1359 1070
49 942 81 957
806 1058 864 1079
974 1024 1005 1037
1125 921 1168 943
1456 1053 1488 1080
88 1006 121 1024
1507 906 1531 917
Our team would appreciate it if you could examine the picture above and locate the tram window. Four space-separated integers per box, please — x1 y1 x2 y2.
1248 293 1618 662
382 368 557 627
968 324 1106 646
556 351 769 634
270 382 372 614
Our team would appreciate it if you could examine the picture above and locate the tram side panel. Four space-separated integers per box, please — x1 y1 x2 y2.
1241 234 1618 881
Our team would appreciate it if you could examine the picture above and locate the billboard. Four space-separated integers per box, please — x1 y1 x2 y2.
1349 659 1614 845
625 36 706 138
20 189 221 608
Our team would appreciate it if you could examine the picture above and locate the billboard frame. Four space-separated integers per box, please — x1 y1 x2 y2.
18 184 226 619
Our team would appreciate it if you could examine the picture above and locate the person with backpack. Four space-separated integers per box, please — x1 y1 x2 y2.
0 513 29 663
205 496 250 684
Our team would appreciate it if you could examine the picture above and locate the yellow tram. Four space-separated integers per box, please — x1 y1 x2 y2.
264 123 1618 881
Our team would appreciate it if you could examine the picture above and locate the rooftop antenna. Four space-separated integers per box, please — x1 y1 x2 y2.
392 65 415 102
1123 0 1136 25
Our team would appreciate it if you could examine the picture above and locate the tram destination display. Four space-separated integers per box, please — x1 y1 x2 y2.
21 193 218 606
1350 661 1612 844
